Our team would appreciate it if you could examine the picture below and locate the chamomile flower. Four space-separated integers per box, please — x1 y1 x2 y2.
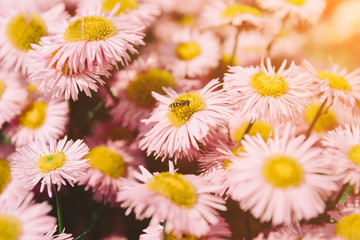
159 28 221 78
224 58 313 123
139 79 233 161
10 136 89 197
4 96 69 147
226 125 338 225
0 192 57 240
44 3 145 74
78 139 144 204
0 70 28 128
0 3 68 74
117 162 227 238
257 0 326 25
322 124 360 193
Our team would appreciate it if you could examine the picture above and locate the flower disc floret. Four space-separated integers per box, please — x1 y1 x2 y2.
287 0 306 5
18 101 47 129
304 103 337 132
126 69 176 108
64 16 117 42
86 146 125 178
348 145 360 165
146 172 197 208
0 80 5 98
335 214 360 240
38 152 66 173
262 154 304 188
0 159 11 194
251 71 288 97
6 13 47 51
317 71 351 91
221 3 262 18
167 92 205 127
0 214 22 240
232 120 274 142
102 0 139 15
176 41 201 61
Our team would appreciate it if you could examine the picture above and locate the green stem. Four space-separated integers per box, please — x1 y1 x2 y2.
75 201 104 240
330 184 353 222
162 221 167 240
104 82 118 105
54 186 63 234
305 99 327 140
230 27 241 66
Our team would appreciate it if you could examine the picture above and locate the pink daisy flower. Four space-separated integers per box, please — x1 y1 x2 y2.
223 58 313 123
322 124 360 193
10 136 89 197
226 125 338 225
27 43 113 101
78 139 144 204
0 3 68 74
0 70 28 128
45 4 145 74
303 60 360 115
254 224 316 240
117 162 227 238
159 28 221 78
4 95 69 147
257 0 326 25
139 79 233 161
303 195 360 240
0 192 57 240
199 0 265 28
139 216 231 239
77 0 160 29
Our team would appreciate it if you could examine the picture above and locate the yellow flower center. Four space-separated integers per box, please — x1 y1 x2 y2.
173 13 194 26
0 214 22 240
175 41 201 61
5 12 47 51
167 92 205 127
348 145 360 165
304 103 337 132
0 80 6 99
316 71 351 91
221 4 262 18
222 54 238 66
224 145 245 169
86 146 125 178
0 159 11 194
262 154 303 188
37 152 66 173
146 172 197 208
167 232 205 240
102 0 138 15
64 16 117 42
251 71 288 98
126 69 176 108
335 214 360 240
19 101 47 129
232 120 274 142
26 84 38 100
286 0 306 5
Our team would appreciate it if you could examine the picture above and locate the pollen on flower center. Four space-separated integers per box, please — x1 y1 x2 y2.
304 103 337 132
167 92 205 127
0 214 22 240
221 4 262 18
0 80 6 99
251 71 288 98
19 101 47 129
167 232 205 240
5 12 47 51
348 145 360 165
86 146 125 178
0 159 11 194
146 172 197 208
335 214 360 240
262 154 303 188
232 120 274 142
126 69 176 108
176 41 201 60
316 71 351 91
224 145 245 169
286 0 306 5
64 16 117 42
101 0 139 15
38 152 66 173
